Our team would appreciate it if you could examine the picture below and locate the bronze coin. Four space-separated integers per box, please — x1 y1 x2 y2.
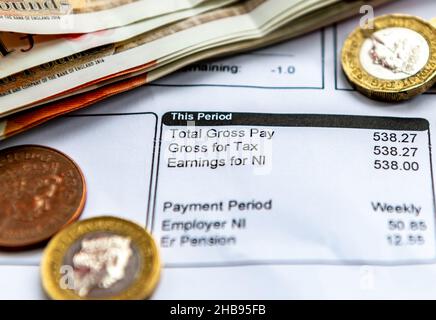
0 145 86 248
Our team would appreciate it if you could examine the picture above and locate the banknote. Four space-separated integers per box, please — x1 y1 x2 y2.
0 0 211 34
0 0 344 116
0 0 234 79
0 0 395 140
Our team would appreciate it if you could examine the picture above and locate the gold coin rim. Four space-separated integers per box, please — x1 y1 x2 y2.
41 216 161 300
341 14 436 101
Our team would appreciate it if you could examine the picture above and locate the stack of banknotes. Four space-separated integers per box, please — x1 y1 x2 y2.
0 0 394 139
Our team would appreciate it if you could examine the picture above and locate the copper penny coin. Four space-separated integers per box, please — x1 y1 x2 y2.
0 145 86 248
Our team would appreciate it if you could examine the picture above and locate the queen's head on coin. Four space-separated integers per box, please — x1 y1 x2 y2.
360 27 430 81
62 232 140 298
1 165 64 222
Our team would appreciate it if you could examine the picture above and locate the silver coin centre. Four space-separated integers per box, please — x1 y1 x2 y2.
360 27 430 80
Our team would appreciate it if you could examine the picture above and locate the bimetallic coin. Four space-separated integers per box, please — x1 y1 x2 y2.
0 145 86 248
41 216 161 300
342 15 436 101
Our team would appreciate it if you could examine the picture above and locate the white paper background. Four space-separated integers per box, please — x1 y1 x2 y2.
1 0 436 299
